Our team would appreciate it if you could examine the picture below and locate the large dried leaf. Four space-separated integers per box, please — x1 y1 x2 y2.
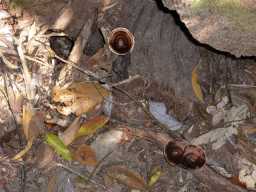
106 165 148 190
45 134 72 161
69 144 98 165
22 105 33 141
59 116 80 146
12 136 35 161
51 82 111 116
76 116 110 137
26 142 55 170
192 66 204 104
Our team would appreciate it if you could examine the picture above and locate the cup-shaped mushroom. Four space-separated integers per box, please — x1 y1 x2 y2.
180 145 206 170
108 28 134 55
164 139 189 166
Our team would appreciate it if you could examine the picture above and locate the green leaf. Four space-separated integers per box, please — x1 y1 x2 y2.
45 134 72 161
148 171 162 191
76 116 110 137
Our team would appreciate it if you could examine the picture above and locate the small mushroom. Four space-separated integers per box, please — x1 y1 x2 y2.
180 145 206 170
164 139 189 166
108 28 134 55
164 139 206 170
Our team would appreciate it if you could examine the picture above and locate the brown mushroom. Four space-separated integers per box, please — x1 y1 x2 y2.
164 139 189 166
108 28 134 55
180 145 206 170
164 139 206 170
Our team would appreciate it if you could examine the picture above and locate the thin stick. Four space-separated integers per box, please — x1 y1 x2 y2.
17 45 35 114
55 163 108 190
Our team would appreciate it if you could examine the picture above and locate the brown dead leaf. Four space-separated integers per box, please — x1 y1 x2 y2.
51 82 111 116
106 165 148 190
192 66 204 104
69 144 98 165
27 142 55 170
22 105 33 141
59 116 80 146
28 111 46 139
98 172 115 189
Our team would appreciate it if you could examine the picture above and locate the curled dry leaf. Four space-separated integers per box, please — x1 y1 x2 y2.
12 136 36 160
106 165 148 190
68 144 98 166
76 116 110 137
51 82 111 116
22 105 33 141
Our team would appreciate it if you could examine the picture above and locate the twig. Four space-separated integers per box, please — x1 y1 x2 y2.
87 147 118 183
0 47 53 68
55 163 109 190
112 75 140 86
17 45 35 114
228 84 256 89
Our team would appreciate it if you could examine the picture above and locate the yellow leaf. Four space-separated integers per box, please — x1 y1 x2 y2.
76 116 110 137
191 66 204 104
12 136 35 160
148 171 162 190
28 22 36 41
22 105 33 141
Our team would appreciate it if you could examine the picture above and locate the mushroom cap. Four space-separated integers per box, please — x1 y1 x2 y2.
180 145 206 170
164 139 189 166
164 139 206 170
108 28 134 55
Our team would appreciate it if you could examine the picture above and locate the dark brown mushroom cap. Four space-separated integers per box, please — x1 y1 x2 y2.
108 28 134 55
180 145 206 170
164 139 189 166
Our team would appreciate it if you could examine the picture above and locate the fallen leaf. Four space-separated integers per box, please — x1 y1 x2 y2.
28 111 46 139
191 66 204 104
106 165 148 190
76 116 110 137
45 134 72 161
51 82 111 116
148 171 162 190
69 144 98 165
59 116 80 146
45 172 57 192
26 142 55 170
22 105 33 141
28 22 36 41
12 136 35 161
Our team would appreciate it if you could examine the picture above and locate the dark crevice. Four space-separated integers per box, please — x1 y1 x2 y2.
154 0 256 60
